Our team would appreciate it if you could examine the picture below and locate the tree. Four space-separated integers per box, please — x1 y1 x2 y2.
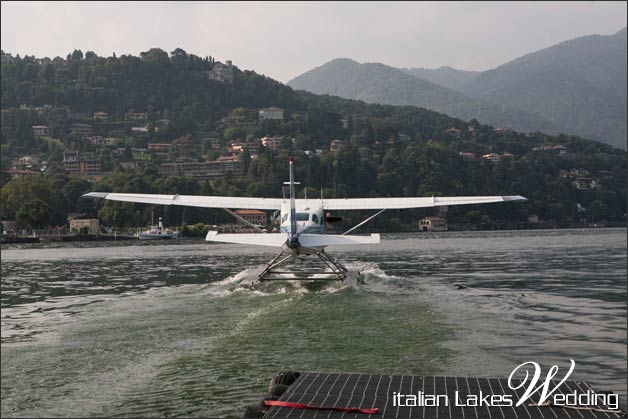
16 199 51 229
1 176 52 220
242 147 252 173
98 201 138 227
71 49 83 60
42 63 55 82
139 48 170 66
589 200 610 221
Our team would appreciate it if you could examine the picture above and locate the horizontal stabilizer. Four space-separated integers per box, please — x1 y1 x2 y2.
205 231 287 247
299 233 380 247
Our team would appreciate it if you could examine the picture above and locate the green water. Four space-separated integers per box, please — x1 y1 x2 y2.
1 229 626 417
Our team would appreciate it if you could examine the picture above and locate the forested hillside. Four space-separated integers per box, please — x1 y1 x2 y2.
459 28 627 150
1 48 625 231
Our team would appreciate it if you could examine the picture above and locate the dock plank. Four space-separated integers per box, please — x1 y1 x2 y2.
262 372 624 419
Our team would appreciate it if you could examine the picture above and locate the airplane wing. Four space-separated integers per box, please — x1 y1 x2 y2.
322 195 527 210
205 231 287 247
82 192 285 210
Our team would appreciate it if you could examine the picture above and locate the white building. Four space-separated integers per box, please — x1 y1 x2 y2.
32 125 50 137
419 216 448 232
259 107 283 120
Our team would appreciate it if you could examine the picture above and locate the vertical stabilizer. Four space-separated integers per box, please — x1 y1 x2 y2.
289 158 297 242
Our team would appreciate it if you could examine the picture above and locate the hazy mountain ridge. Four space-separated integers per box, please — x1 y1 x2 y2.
458 27 627 149
288 58 560 135
400 66 480 89
289 28 627 149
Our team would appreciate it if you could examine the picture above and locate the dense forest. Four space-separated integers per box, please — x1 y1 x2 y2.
0 48 626 232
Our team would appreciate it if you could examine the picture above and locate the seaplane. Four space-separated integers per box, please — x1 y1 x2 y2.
83 158 526 281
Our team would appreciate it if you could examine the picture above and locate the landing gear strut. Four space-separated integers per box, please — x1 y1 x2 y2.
258 244 348 281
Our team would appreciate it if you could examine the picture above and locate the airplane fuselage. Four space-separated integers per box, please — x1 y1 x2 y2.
279 200 326 236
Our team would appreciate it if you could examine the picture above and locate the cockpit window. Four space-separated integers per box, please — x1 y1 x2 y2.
281 214 288 223
312 214 319 224
296 213 309 221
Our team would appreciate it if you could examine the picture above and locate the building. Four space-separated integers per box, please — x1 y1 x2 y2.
148 143 172 152
444 127 462 138
17 155 40 166
234 210 267 226
32 125 50 137
70 123 93 136
572 178 602 190
63 150 101 175
1 220 18 235
419 216 448 232
482 153 502 163
79 160 102 175
125 112 148 122
63 150 79 173
6 167 39 179
119 161 137 170
69 219 100 235
93 112 108 121
459 152 476 160
216 155 240 163
159 160 243 180
559 168 590 179
258 107 283 120
131 148 149 159
230 142 245 153
533 144 569 153
261 136 287 150
207 61 234 84
89 136 119 146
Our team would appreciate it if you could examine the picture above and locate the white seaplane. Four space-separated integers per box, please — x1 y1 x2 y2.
83 158 526 281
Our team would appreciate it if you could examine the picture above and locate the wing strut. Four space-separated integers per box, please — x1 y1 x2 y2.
222 208 265 233
342 209 387 235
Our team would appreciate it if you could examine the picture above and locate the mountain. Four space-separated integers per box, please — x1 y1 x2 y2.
459 28 627 149
400 66 480 89
1 49 626 228
288 58 560 135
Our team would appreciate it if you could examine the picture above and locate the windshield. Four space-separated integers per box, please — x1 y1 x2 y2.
296 213 310 221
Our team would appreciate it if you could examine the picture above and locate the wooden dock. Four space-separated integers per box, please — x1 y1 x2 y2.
248 371 625 419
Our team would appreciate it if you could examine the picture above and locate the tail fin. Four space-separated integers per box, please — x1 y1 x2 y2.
282 158 300 243
288 157 297 242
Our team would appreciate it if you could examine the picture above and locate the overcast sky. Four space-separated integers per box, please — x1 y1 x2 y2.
2 1 626 82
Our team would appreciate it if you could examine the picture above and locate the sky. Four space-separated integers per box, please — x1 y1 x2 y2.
1 1 626 83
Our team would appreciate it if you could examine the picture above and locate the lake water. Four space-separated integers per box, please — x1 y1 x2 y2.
1 229 626 417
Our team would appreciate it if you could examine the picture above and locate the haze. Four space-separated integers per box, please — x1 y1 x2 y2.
1 1 626 82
